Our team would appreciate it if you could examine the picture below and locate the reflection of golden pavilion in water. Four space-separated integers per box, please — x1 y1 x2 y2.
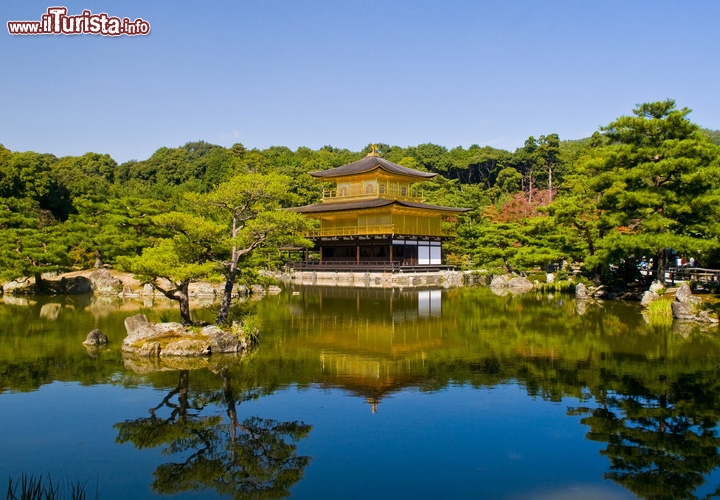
288 288 446 412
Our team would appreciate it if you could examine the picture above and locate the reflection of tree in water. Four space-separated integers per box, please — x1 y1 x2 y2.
571 370 720 500
115 369 311 499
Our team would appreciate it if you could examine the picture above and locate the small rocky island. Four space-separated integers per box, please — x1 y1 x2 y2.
122 314 252 357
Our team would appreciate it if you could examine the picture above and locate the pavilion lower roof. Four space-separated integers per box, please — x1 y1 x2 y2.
289 198 470 214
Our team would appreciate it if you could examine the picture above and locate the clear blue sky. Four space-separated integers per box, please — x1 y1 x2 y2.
2 1 719 164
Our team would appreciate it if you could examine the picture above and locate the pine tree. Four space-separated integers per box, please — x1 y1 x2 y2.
569 100 720 282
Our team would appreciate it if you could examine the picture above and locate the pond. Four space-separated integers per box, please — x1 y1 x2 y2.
1 285 720 499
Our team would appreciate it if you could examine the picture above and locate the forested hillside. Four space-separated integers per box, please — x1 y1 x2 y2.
2 99 719 291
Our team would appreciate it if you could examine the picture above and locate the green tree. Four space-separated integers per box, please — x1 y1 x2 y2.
188 173 312 325
0 198 69 287
118 173 311 325
489 166 523 202
114 141 233 193
118 212 222 325
408 143 452 176
0 151 73 220
579 100 720 281
509 134 562 204
52 152 117 201
512 137 539 202
547 164 605 275
465 187 559 272
703 128 720 146
447 144 511 187
535 133 561 198
64 197 169 268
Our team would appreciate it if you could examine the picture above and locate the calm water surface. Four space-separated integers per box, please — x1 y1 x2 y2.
1 286 720 499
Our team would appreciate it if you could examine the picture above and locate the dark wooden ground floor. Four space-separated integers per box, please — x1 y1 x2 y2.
288 260 456 273
286 235 454 273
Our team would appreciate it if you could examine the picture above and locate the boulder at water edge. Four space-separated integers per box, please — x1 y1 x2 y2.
83 329 109 346
575 283 589 299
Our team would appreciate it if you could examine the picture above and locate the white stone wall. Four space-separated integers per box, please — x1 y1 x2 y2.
289 270 464 288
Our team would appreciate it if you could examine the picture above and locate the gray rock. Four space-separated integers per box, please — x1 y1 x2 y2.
161 339 211 356
546 273 555 284
676 283 692 302
83 329 109 346
649 280 666 294
490 275 510 288
250 285 266 295
641 291 660 308
575 283 589 299
63 276 93 294
672 301 697 320
488 274 532 294
4 275 91 295
45 280 66 294
123 314 159 346
137 342 161 357
593 288 612 299
192 283 217 297
3 278 37 295
201 325 246 354
68 279 88 294
676 283 701 305
507 276 533 289
124 313 150 332
697 311 720 324
267 285 282 295
153 322 187 337
201 325 224 337
88 269 123 295
667 285 717 323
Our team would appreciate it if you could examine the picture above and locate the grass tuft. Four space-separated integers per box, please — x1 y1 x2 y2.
6 474 97 500
647 299 674 327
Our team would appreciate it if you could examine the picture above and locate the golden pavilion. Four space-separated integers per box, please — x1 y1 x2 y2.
289 147 469 271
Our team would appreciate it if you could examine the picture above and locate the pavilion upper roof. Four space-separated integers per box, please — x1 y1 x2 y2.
310 155 436 180
289 198 470 214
